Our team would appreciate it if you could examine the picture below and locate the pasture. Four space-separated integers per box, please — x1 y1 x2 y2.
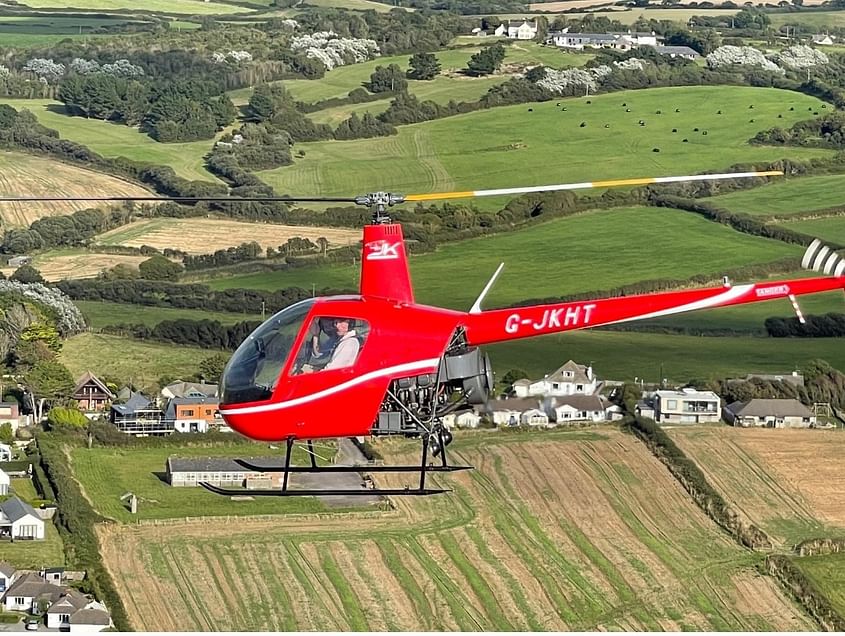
257 86 831 204
96 428 812 631
93 218 360 255
0 522 64 569
58 333 211 389
793 553 845 618
77 301 259 329
0 151 152 227
0 99 219 182
768 10 845 28
708 174 845 217
15 0 251 14
780 216 845 246
69 443 334 522
668 427 845 546
535 7 739 23
201 206 804 309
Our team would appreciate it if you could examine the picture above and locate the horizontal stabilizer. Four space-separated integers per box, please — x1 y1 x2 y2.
802 239 845 276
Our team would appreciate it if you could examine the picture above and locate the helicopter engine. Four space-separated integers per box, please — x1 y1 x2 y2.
372 346 494 438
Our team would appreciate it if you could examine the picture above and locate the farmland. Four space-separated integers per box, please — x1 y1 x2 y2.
24 250 149 282
532 7 740 22
93 218 360 254
793 553 845 618
257 86 831 203
781 216 845 246
708 174 845 217
0 151 152 227
668 427 845 546
95 428 812 631
15 0 251 14
200 206 804 309
76 301 259 329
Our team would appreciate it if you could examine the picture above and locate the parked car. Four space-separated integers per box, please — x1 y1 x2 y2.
24 617 39 630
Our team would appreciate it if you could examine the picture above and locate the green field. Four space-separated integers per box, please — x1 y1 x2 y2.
257 86 831 203
201 206 804 309
793 553 845 618
0 15 140 47
70 443 333 522
16 0 252 14
301 0 399 11
708 174 845 217
77 300 260 329
0 99 220 182
769 10 845 28
553 7 738 23
780 216 845 246
58 332 211 388
0 522 64 569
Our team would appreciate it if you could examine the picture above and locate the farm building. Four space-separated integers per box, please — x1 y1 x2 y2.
653 389 721 424
724 399 816 428
6 256 30 268
166 457 287 488
73 371 115 412
512 360 599 397
0 497 44 539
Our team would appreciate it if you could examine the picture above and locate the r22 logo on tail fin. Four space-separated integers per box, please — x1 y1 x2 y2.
365 240 401 261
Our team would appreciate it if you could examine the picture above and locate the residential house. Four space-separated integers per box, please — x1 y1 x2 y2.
724 398 815 428
507 19 537 40
6 256 30 268
0 497 44 539
166 457 287 488
544 394 609 424
635 399 655 420
3 572 63 613
73 372 115 412
46 589 111 632
162 381 219 400
485 397 542 426
110 392 169 435
654 45 700 60
0 444 11 462
165 397 220 434
441 411 482 429
0 563 16 594
812 34 835 45
513 360 599 397
547 30 660 50
0 469 9 496
0 402 25 434
521 408 550 426
41 568 63 585
653 388 721 424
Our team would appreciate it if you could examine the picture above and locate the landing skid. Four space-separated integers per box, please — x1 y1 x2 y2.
200 432 470 497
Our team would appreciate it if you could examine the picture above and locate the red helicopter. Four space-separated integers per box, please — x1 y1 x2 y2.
6 171 845 495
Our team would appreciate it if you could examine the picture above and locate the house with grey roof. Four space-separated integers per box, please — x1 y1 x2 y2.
548 30 660 50
507 19 537 40
46 588 111 631
162 381 219 400
0 497 44 539
0 563 16 593
544 393 615 424
73 371 115 412
513 360 599 398
3 571 63 612
724 399 815 428
166 457 287 488
110 391 169 435
654 45 700 60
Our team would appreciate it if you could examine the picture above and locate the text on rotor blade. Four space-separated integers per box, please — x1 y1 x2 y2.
505 304 597 334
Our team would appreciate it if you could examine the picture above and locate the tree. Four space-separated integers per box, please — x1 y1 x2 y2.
466 43 506 76
25 360 74 422
46 405 88 430
10 265 44 284
368 64 407 93
501 368 529 387
0 423 13 444
407 52 441 80
199 352 230 383
139 255 183 281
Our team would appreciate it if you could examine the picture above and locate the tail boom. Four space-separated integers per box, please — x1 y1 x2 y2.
463 275 845 346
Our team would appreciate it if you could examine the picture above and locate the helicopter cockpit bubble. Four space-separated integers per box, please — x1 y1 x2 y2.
220 298 316 405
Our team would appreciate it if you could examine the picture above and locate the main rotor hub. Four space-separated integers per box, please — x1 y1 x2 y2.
354 192 405 224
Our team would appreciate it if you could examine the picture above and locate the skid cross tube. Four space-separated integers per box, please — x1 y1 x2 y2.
200 436 471 497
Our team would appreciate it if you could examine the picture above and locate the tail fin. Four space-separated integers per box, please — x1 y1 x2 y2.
802 239 845 277
359 223 415 304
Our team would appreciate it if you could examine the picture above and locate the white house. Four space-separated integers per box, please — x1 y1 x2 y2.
513 360 598 398
0 497 44 540
0 444 11 462
0 563 16 594
486 397 542 426
520 408 550 427
812 34 835 46
653 389 721 424
46 590 111 632
724 399 815 428
544 394 608 424
442 411 481 429
548 31 659 50
3 572 63 612
654 45 700 60
0 469 9 496
507 19 537 40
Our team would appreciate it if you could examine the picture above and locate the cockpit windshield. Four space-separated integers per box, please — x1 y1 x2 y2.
220 298 316 405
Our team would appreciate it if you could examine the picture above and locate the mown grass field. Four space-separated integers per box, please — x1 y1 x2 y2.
769 10 845 28
257 86 831 203
781 216 845 246
793 553 845 617
96 428 813 631
58 333 211 388
0 151 152 227
201 206 804 309
0 522 64 569
16 0 251 14
708 174 845 217
77 300 259 329
26 249 149 282
668 427 845 547
70 443 335 522
0 99 219 182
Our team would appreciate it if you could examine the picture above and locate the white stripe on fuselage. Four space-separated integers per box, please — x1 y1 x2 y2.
603 284 753 325
219 358 441 415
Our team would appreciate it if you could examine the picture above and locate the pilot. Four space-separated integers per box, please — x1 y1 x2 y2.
323 317 360 370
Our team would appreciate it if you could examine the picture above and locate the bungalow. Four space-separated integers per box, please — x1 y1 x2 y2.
0 497 45 540
724 398 815 428
441 411 482 429
73 371 115 412
0 563 16 593
513 360 599 397
46 589 111 632
548 31 660 50
6 256 30 268
545 394 608 424
3 572 63 613
653 388 721 424
521 408 550 427
653 45 700 60
485 397 543 426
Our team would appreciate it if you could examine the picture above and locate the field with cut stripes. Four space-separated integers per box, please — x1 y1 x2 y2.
96 429 812 631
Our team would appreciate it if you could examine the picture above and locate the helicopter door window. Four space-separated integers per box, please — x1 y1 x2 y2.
296 317 369 374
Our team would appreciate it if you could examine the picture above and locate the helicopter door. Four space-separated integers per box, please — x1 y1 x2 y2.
294 316 369 374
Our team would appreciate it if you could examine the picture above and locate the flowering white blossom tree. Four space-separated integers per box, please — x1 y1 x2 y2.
537 68 597 94
0 65 10 78
0 281 85 335
291 31 379 70
101 59 144 77
776 44 829 70
23 58 65 83
212 50 253 64
282 18 298 29
706 45 784 74
614 57 646 71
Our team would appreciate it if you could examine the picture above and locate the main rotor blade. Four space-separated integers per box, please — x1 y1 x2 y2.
403 170 784 202
0 195 357 203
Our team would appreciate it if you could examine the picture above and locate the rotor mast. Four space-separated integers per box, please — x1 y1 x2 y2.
354 192 405 224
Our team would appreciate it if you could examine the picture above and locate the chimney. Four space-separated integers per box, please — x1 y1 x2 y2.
587 365 593 380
